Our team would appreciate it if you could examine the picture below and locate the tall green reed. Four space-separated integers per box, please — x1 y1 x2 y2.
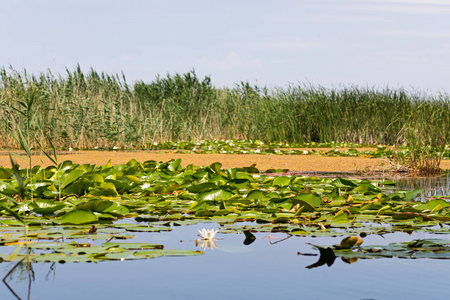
391 98 450 175
1 66 449 152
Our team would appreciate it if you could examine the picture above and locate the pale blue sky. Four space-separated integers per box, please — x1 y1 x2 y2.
1 0 450 92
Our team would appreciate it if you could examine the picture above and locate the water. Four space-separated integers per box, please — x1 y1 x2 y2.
1 175 450 300
1 224 449 300
396 172 450 201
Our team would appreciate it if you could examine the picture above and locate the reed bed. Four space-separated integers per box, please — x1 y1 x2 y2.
0 67 449 152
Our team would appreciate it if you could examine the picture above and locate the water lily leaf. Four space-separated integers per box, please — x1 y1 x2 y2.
241 165 259 173
116 225 171 232
208 175 229 185
334 236 363 249
247 190 265 200
78 199 113 212
404 188 424 201
272 176 291 187
102 202 130 215
332 178 357 189
42 189 60 198
334 239 450 260
26 253 98 263
93 251 138 261
55 169 85 189
392 212 433 221
189 201 208 211
29 199 65 215
293 193 321 208
198 189 234 201
229 178 251 190
102 242 164 250
209 162 223 173
89 182 119 196
61 177 91 196
0 167 12 179
187 182 217 193
414 199 450 211
290 199 315 212
167 158 182 172
125 175 142 184
61 209 98 224
331 212 350 223
0 181 19 195
134 249 203 258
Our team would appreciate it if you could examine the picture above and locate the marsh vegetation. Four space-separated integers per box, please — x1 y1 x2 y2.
0 67 448 150
0 67 450 299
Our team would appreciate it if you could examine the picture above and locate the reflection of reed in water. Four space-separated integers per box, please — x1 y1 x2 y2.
396 173 450 201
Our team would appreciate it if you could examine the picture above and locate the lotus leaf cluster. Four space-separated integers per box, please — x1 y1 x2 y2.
1 158 450 262
91 139 450 160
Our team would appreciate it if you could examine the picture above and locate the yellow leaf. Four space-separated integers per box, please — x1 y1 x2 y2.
335 236 363 249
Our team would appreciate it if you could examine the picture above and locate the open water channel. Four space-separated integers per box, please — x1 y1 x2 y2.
1 174 449 300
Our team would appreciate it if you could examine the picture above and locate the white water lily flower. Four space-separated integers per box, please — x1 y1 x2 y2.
198 228 218 240
141 183 151 190
18 204 30 212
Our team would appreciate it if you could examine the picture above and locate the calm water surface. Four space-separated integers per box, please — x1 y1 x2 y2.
1 225 448 300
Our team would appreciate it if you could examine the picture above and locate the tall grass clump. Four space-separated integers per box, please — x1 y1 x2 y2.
1 66 449 154
391 96 450 175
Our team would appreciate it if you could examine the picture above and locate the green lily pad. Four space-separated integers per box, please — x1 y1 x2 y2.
61 209 98 225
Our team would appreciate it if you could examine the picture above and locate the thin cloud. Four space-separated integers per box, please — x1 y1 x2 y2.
305 14 382 23
385 54 423 63
353 4 450 14
197 51 262 71
366 0 450 5
375 30 450 38
432 43 450 54
256 37 320 52
122 55 135 61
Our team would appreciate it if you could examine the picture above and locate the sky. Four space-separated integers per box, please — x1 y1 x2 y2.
1 0 450 92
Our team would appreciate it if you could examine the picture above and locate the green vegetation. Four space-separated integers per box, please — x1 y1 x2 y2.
1 67 449 297
1 159 450 263
1 67 449 151
120 139 450 161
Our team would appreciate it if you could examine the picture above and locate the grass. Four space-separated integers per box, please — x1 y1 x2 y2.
0 66 449 174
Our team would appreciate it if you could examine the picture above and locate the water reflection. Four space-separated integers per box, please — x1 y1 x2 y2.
396 172 450 201
2 258 33 300
195 238 219 251
299 236 450 269
300 248 362 269
243 230 256 245
303 246 336 269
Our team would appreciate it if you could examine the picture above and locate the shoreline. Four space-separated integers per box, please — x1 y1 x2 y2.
2 150 449 175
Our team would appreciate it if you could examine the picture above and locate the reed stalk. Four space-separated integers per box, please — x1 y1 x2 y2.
1 67 449 154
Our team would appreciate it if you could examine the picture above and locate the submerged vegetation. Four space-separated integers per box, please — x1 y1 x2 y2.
0 66 449 152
